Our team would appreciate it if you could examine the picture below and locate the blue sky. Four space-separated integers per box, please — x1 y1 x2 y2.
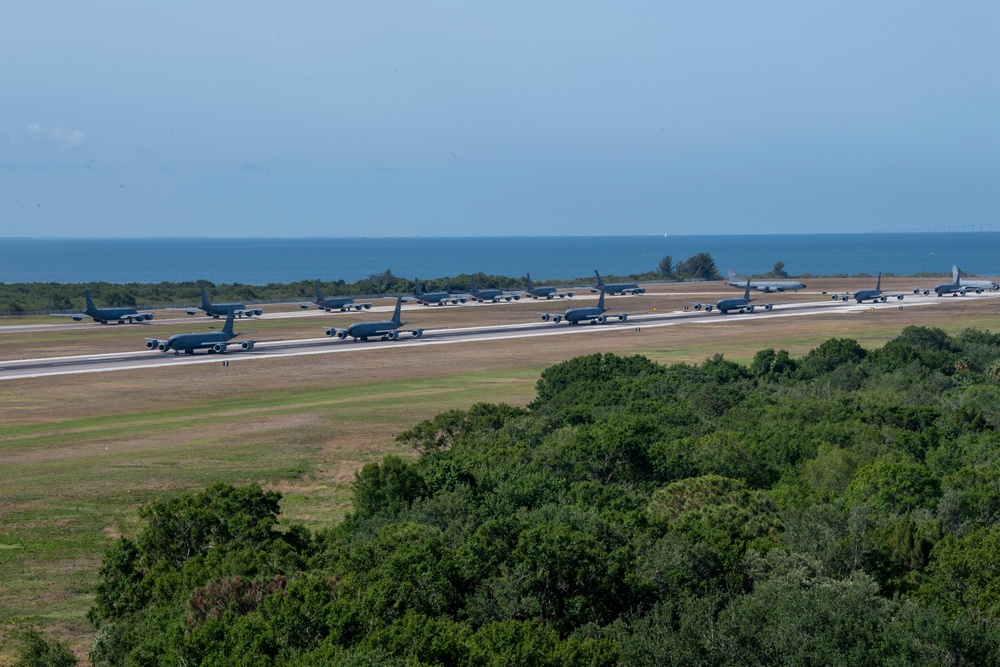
2 2 997 237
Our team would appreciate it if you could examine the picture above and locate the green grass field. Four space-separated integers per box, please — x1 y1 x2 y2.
2 287 999 661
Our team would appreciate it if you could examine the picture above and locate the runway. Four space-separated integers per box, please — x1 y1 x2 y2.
1 293 988 381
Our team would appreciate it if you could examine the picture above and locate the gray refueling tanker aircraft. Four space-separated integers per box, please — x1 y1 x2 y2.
726 268 806 293
591 270 645 295
145 307 261 354
953 265 999 293
524 273 573 299
300 280 372 311
541 290 631 325
829 273 904 303
55 290 154 324
468 276 520 303
325 297 424 341
412 278 467 306
692 280 772 314
914 266 995 297
179 285 263 318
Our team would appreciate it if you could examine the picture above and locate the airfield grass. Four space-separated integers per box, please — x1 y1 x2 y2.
1 280 999 661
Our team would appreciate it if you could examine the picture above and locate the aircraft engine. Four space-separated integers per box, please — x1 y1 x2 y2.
503 296 512 302
72 314 84 321
300 304 310 309
354 305 363 310
566 292 575 297
212 343 228 353
693 304 703 311
541 313 551 321
764 304 773 311
975 289 983 294
636 288 646 294
325 328 336 337
157 343 168 351
145 340 158 349
411 329 423 338
705 305 714 312
596 315 607 324
364 303 372 309
251 309 263 316
513 294 520 300
896 295 904 300
386 330 399 341
240 341 254 351
841 296 849 302
553 315 562 323
617 314 628 321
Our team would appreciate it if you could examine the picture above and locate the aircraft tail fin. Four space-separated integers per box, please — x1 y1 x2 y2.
594 270 604 286
953 265 961 282
526 274 535 289
597 289 606 310
470 276 477 292
315 280 324 301
200 285 211 309
84 290 96 313
744 279 752 300
728 268 741 282
222 307 237 335
391 297 403 324
414 278 423 297
875 273 882 291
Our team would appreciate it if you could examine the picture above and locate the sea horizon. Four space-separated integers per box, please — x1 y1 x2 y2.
1 233 998 285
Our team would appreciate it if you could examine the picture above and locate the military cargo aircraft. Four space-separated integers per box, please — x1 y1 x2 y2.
412 278 467 306
914 266 996 297
829 273 904 303
300 279 372 311
541 290 631 324
325 297 424 341
145 307 260 354
726 268 806 293
56 290 154 324
468 276 519 303
952 265 999 293
591 270 645 295
180 285 263 318
691 280 772 314
524 273 573 299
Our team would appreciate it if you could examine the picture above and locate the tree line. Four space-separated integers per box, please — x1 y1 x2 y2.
0 252 782 315
20 325 1000 664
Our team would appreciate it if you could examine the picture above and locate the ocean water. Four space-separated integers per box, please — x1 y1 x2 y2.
0 234 997 285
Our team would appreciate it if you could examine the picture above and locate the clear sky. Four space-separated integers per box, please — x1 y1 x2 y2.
2 2 997 237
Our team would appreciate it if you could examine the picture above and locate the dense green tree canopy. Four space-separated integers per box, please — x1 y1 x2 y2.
77 326 1000 666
